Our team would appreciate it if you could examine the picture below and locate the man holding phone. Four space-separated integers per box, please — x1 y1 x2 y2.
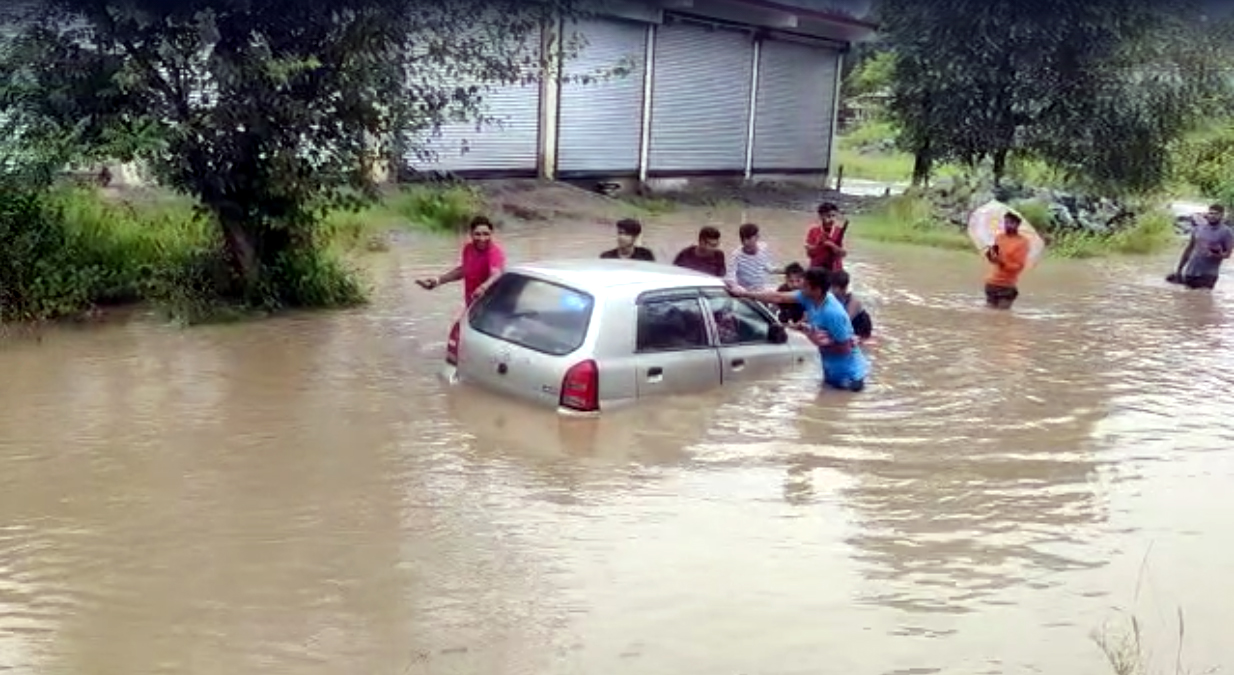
1169 204 1234 290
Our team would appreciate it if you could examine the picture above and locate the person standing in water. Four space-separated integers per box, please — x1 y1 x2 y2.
828 269 873 340
805 202 848 272
728 267 869 392
416 216 506 305
600 218 656 261
777 262 807 326
1170 204 1234 290
673 226 727 277
728 222 777 290
984 212 1030 309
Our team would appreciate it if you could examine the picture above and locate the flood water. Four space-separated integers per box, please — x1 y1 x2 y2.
2 208 1232 674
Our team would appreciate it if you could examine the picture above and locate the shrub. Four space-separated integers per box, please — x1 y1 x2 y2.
0 186 370 324
387 184 484 232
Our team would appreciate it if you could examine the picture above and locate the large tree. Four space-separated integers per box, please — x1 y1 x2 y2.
1 0 580 304
878 0 1227 191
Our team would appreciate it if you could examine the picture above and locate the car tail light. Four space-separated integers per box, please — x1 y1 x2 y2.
446 321 460 365
560 359 599 412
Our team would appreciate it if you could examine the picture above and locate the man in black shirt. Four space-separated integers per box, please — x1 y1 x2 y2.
600 218 656 261
777 262 806 325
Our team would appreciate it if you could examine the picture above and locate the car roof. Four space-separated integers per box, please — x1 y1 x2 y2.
508 259 726 295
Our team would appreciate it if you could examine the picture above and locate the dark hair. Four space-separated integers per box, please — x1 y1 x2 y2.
829 269 850 289
817 202 839 216
738 223 759 240
469 215 494 232
1004 212 1022 225
804 266 830 291
784 262 805 276
699 226 721 242
1211 204 1226 214
616 218 642 237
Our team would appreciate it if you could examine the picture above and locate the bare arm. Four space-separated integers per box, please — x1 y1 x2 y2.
731 286 798 305
472 265 504 297
417 266 463 290
1176 235 1196 273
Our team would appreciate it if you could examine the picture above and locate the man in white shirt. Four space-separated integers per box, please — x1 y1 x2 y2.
728 222 778 290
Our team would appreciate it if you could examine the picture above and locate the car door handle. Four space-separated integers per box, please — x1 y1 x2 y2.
647 366 663 377
731 358 745 368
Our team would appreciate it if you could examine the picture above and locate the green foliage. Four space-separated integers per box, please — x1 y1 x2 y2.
1 0 582 311
1171 121 1234 202
1046 211 1177 259
879 0 1232 192
0 186 212 321
845 49 895 98
840 119 899 150
852 191 1175 259
850 192 973 250
0 185 385 323
387 185 485 232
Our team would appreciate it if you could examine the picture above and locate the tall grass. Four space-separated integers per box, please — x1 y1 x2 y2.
0 186 399 323
386 184 484 231
849 192 973 250
0 187 215 321
1010 198 1176 259
850 192 1176 258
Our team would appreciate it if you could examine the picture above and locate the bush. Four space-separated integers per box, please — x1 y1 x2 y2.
387 184 484 231
0 186 372 324
1172 124 1234 202
850 192 973 250
852 191 1176 259
0 186 214 321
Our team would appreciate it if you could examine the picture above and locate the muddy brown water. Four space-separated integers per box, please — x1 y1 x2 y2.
2 208 1232 675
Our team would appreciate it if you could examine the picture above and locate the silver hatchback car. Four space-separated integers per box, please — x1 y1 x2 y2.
442 259 818 414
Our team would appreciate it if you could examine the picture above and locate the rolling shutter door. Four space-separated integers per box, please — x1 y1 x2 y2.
647 21 754 174
556 17 648 176
751 39 840 172
407 42 542 175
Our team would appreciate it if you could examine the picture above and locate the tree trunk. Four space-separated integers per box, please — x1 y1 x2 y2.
992 147 1009 186
221 218 261 298
911 146 933 187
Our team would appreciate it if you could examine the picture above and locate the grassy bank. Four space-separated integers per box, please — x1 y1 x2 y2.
850 193 1177 259
0 184 486 324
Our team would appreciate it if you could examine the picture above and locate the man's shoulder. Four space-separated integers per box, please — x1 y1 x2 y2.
599 248 618 258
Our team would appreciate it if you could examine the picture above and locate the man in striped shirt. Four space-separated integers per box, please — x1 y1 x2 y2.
728 222 778 291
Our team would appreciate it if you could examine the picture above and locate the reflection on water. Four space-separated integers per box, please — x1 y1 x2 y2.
1 210 1233 674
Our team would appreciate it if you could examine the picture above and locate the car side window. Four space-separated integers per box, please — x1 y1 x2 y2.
636 298 711 352
706 296 772 346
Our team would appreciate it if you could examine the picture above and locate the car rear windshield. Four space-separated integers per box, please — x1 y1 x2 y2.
468 273 595 356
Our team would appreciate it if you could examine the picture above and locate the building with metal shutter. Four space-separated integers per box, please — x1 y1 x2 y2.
399 0 874 181
555 16 650 178
751 36 843 174
646 19 755 176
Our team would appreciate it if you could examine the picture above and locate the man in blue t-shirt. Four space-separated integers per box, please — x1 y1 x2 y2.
726 267 869 392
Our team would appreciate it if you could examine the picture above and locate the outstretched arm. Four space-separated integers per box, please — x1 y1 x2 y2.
417 266 463 290
728 282 798 305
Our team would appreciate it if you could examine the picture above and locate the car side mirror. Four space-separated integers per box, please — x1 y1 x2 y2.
769 324 789 344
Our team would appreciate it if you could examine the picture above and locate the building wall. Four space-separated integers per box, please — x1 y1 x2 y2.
402 10 849 182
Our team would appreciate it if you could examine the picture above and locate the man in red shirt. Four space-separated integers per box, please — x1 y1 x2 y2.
805 202 848 271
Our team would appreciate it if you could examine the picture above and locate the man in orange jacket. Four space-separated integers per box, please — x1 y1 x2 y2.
984 212 1030 309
